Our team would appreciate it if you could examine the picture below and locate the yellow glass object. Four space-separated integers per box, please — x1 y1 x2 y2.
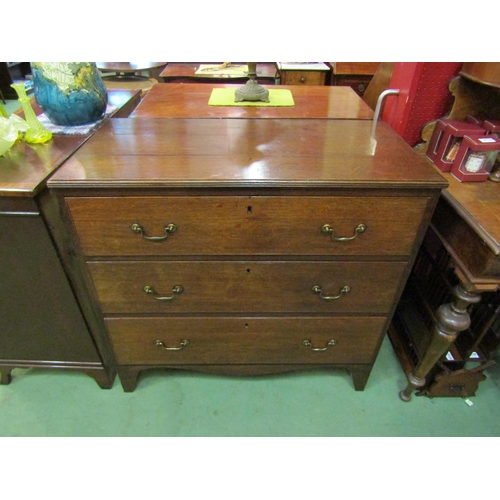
10 83 52 144
0 114 28 156
0 102 8 118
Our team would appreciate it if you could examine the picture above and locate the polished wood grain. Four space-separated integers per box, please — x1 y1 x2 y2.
330 63 381 97
0 89 141 197
88 260 406 314
441 172 500 259
332 63 381 76
49 104 446 392
105 316 387 365
132 83 374 120
67 195 430 257
279 70 326 86
48 119 446 189
460 62 500 88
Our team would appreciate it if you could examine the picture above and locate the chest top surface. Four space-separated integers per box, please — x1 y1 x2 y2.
131 83 375 120
48 118 447 191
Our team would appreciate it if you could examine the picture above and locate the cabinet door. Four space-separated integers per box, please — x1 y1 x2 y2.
0 214 101 362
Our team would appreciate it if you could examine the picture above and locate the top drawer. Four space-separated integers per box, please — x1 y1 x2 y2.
66 196 429 257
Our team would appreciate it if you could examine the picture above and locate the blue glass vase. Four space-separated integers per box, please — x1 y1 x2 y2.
31 62 108 126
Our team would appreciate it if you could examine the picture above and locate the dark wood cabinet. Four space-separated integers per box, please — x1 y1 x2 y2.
330 62 380 96
0 204 112 386
277 63 330 86
0 89 140 387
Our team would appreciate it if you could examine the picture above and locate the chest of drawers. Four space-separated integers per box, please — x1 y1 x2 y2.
47 118 446 391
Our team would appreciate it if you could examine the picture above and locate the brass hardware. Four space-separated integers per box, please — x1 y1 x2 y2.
303 339 337 351
312 285 350 300
154 339 189 351
143 285 184 300
131 223 177 241
321 223 366 242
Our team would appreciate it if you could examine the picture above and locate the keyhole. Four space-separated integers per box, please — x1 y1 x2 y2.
247 206 252 214
246 268 251 274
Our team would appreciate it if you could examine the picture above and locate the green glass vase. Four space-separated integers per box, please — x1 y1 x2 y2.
11 83 52 144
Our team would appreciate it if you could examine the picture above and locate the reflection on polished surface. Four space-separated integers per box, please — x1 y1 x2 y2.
132 83 374 120
49 118 446 188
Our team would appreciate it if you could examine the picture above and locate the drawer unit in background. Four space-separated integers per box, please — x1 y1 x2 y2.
47 117 447 392
277 63 330 85
330 62 381 96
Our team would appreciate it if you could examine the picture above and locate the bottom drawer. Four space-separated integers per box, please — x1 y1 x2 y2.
106 316 387 365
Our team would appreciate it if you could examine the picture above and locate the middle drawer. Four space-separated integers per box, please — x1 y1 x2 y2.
88 260 406 314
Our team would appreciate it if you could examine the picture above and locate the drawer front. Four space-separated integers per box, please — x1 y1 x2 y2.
88 260 406 314
67 196 429 257
281 71 326 86
105 316 387 365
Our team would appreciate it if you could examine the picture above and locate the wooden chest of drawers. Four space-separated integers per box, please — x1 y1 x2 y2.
47 118 446 391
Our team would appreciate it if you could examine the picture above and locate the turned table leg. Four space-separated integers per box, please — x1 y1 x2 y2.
399 283 481 402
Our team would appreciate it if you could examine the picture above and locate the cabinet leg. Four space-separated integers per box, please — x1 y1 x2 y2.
0 368 13 385
83 369 115 389
399 283 481 402
118 367 141 392
349 366 373 391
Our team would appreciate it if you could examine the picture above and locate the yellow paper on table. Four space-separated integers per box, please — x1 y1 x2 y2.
209 88 295 107
196 64 248 76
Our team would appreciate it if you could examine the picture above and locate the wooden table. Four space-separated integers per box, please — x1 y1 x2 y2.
0 89 141 387
390 68 500 400
132 83 375 120
160 63 277 84
393 171 500 400
96 62 167 79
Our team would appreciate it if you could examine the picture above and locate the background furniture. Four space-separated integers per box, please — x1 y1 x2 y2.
391 174 500 399
96 62 167 79
0 62 31 100
131 83 375 120
330 62 380 96
388 63 500 399
160 63 277 84
0 89 141 387
276 62 330 86
96 62 167 97
48 113 445 392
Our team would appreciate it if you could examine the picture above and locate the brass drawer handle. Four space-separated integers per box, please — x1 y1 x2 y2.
321 223 366 241
155 339 189 351
303 339 337 351
312 285 350 300
131 223 177 241
143 285 184 300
